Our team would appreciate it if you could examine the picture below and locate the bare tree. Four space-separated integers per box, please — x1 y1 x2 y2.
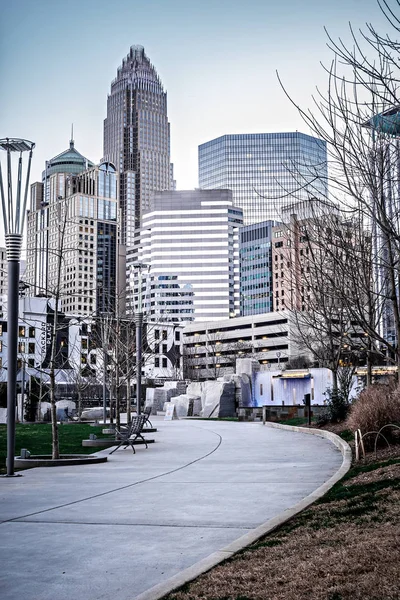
276 0 400 379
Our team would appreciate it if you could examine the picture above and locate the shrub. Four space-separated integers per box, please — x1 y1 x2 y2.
347 384 400 448
323 388 350 423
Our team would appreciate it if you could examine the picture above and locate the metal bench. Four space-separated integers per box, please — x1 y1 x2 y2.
109 414 148 454
143 405 153 428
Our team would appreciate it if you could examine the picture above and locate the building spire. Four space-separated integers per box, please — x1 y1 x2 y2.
70 124 74 149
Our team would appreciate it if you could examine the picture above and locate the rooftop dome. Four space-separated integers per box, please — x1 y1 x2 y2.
42 138 94 180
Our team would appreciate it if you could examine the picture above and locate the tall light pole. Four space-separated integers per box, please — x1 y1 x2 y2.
0 138 35 476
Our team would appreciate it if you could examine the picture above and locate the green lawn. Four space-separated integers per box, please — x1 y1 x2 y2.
0 423 104 473
277 416 316 426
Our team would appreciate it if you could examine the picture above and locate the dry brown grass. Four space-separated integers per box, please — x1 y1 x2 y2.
166 450 400 600
346 385 400 449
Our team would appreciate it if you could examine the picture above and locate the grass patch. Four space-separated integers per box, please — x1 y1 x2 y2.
339 429 353 442
0 423 103 473
277 417 315 426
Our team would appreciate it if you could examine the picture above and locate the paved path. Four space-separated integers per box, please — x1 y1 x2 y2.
0 418 342 600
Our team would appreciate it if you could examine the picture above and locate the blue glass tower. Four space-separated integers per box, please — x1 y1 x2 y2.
199 132 327 224
240 220 276 316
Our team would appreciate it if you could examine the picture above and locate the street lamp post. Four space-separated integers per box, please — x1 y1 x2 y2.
0 138 35 476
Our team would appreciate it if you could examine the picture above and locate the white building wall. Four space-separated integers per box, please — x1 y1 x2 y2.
136 190 243 322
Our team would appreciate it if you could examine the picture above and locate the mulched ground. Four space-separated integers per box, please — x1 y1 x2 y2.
166 441 400 600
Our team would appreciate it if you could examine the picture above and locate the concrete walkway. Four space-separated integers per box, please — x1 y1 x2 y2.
0 418 343 600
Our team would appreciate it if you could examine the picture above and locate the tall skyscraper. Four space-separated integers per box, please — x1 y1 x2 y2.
199 132 327 224
103 45 174 248
137 190 243 322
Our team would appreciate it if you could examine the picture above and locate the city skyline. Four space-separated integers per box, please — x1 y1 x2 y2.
0 0 387 209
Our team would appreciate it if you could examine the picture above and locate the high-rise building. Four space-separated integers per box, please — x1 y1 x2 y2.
26 143 121 316
239 220 277 316
198 132 327 224
136 189 243 322
103 45 174 248
26 139 94 296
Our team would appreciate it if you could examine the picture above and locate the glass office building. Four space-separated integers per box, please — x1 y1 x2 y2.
240 220 276 316
103 45 174 248
199 132 327 224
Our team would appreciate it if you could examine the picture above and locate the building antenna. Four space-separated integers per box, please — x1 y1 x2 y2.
70 123 74 148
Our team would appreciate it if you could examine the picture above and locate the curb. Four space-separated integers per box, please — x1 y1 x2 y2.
133 423 352 600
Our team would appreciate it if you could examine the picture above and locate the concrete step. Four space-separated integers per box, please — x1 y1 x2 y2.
82 438 155 448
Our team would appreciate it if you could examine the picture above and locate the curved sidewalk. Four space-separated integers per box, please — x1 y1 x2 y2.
0 418 346 600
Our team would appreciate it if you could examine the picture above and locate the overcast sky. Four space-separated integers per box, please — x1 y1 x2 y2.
0 0 388 193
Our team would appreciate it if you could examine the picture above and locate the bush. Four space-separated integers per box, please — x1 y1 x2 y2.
323 388 350 423
347 384 400 447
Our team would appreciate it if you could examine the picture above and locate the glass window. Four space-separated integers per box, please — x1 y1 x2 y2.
19 326 25 337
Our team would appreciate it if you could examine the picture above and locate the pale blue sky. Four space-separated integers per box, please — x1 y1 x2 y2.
0 0 387 190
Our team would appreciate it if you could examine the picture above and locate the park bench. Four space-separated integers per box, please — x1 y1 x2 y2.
143 405 153 428
109 414 148 454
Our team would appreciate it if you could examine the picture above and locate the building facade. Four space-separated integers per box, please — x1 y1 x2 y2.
135 189 243 322
26 139 94 297
0 297 91 379
239 220 277 316
198 132 327 224
182 312 302 380
26 148 122 317
143 275 195 323
143 322 184 380
103 45 174 248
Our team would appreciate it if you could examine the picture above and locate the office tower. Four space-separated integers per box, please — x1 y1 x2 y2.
199 132 327 224
103 45 174 248
26 143 121 316
239 220 277 316
137 190 243 322
26 139 94 296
